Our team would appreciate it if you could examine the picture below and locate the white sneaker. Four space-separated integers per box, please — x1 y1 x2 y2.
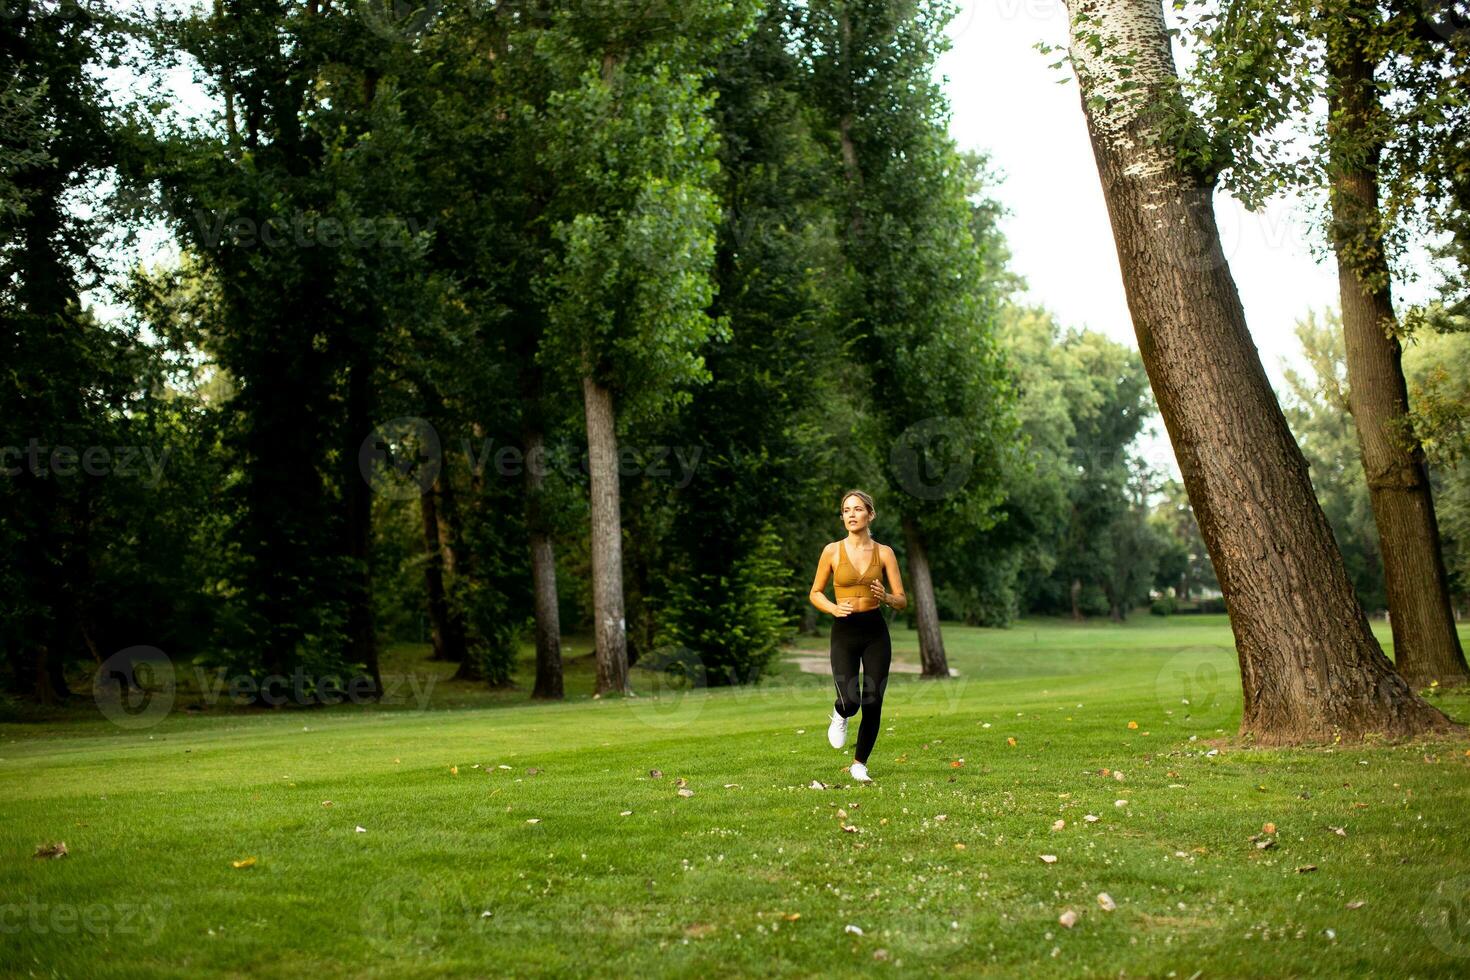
850 761 872 783
827 709 848 749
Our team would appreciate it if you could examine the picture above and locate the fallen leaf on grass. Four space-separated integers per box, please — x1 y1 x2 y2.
1039 854 1058 864
723 783 740 788
231 856 255 868
1346 900 1365 909
1329 825 1347 837
321 801 333 807
841 824 858 833
951 760 964 768
845 924 864 936
1007 737 1017 747
1262 822 1276 834
356 825 367 833
1052 819 1065 831
1097 892 1116 911
1083 814 1099 823
34 842 67 859
620 810 633 816
677 788 694 798
1295 865 1318 873
450 766 458 776
809 780 828 790
650 769 663 779
525 818 540 824
1058 910 1078 928
675 777 689 788
1127 721 1138 730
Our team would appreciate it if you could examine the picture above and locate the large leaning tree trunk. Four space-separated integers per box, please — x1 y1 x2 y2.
1063 0 1462 745
582 373 630 695
1325 11 1468 688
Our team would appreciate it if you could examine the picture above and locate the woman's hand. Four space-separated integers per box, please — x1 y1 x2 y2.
869 580 887 606
834 599 854 617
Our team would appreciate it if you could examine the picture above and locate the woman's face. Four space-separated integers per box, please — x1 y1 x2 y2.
841 495 873 532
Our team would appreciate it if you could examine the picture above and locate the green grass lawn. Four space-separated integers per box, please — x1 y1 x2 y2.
3 614 1470 977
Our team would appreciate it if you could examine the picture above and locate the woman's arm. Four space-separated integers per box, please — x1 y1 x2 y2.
874 544 908 612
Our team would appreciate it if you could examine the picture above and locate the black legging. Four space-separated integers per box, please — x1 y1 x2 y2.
829 607 892 765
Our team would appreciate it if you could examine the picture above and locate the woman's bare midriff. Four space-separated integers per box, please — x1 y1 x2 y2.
839 599 882 614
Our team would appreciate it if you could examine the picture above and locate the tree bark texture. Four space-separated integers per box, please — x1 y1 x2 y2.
582 374 630 694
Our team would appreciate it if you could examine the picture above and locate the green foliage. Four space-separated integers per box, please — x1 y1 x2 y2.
1177 0 1470 300
1404 328 1470 601
661 523 795 686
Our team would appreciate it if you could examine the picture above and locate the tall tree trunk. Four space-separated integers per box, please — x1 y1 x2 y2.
1063 0 1463 745
901 516 949 678
582 374 629 695
1325 12 1469 688
525 426 565 700
420 480 467 664
1070 578 1083 622
344 351 381 698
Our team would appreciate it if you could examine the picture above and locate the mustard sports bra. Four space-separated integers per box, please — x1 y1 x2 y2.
833 539 882 602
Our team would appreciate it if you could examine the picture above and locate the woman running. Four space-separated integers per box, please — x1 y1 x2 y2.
807 489 907 783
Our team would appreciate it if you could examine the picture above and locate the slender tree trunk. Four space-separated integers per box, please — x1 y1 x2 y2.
420 480 467 664
1063 0 1462 745
524 426 565 700
1325 14 1469 688
900 516 949 678
582 374 629 695
1070 578 1083 622
344 351 381 698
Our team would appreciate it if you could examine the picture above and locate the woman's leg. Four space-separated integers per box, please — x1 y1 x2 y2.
830 622 862 719
852 620 893 765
